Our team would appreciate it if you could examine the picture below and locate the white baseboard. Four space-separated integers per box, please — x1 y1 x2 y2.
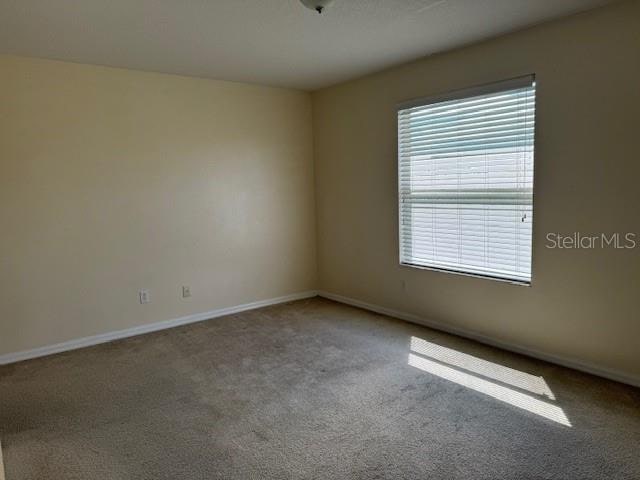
3 288 637 388
318 290 640 388
0 290 318 366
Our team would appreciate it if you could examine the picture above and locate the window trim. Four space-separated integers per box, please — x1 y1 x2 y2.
396 75 537 286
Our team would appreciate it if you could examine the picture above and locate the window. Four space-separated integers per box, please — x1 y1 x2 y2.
398 75 536 284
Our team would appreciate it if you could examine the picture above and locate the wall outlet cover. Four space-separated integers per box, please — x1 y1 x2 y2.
139 289 150 304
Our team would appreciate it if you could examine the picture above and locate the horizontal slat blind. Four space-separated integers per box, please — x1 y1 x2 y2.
398 77 536 283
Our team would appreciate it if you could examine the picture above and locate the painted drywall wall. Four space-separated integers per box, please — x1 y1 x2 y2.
0 55 316 356
312 0 640 380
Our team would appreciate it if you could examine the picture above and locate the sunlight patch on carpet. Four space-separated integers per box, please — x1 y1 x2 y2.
408 337 571 426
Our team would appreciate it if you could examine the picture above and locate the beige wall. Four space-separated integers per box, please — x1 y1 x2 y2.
312 1 640 380
0 55 316 356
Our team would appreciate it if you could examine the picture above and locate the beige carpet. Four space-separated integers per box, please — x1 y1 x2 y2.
1 298 639 479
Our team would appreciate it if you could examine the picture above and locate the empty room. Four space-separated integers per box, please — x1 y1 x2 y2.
1 0 639 478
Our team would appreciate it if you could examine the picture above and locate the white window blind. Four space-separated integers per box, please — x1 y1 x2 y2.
398 76 536 284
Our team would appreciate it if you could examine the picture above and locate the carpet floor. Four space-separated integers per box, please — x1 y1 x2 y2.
1 297 639 479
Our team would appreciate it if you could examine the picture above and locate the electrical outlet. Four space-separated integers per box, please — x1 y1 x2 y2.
139 289 150 304
182 286 191 298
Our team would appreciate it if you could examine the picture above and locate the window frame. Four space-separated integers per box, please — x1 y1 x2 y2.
396 75 537 286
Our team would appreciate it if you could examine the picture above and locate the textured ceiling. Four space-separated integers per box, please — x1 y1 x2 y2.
0 0 615 90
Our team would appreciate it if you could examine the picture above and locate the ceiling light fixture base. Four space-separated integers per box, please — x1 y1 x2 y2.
300 0 334 14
